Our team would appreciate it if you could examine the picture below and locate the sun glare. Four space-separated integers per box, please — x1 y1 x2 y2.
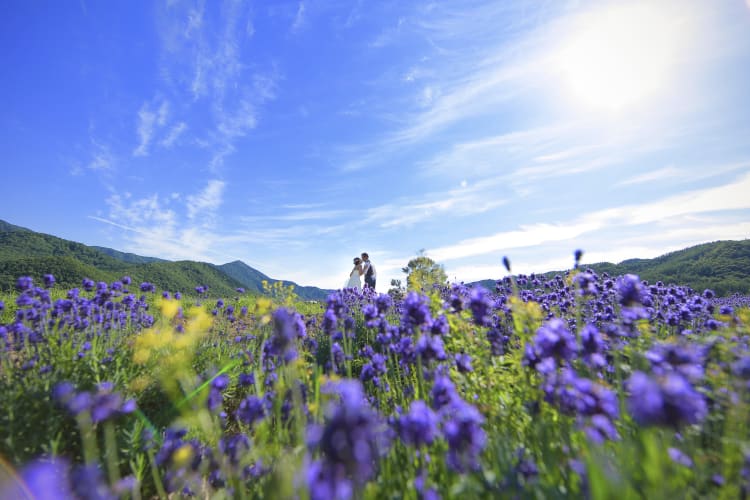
556 2 686 113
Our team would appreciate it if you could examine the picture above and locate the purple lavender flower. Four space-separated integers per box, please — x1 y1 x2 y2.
265 308 302 363
416 334 447 364
211 374 230 391
236 395 266 426
431 375 459 411
239 372 256 386
375 294 393 314
627 371 707 428
468 287 493 327
574 249 584 266
454 353 473 373
43 274 56 288
71 464 116 500
54 382 135 423
442 398 486 473
616 274 647 307
396 400 440 448
502 256 511 272
580 324 606 368
403 292 432 328
306 380 390 499
532 318 578 364
645 342 704 382
360 353 387 385
0 458 73 499
668 447 693 468
423 312 445 336
17 276 34 291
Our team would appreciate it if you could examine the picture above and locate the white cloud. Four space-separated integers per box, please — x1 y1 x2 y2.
364 181 508 228
160 122 187 148
94 182 233 263
133 104 157 157
157 1 278 174
133 99 170 157
186 179 225 220
428 171 750 263
291 2 306 33
88 143 114 172
240 209 347 223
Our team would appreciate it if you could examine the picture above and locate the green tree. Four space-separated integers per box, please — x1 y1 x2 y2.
402 251 447 292
388 278 405 301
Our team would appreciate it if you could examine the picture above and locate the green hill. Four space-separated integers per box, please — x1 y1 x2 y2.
471 240 750 296
0 219 330 299
0 221 243 296
217 260 331 301
91 246 166 264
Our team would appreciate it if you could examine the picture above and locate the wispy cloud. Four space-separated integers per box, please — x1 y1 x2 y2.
160 122 187 148
158 1 277 173
133 99 169 157
365 181 507 229
94 181 234 263
427 171 750 263
87 141 115 172
186 179 225 220
71 139 116 180
240 209 347 223
291 2 306 33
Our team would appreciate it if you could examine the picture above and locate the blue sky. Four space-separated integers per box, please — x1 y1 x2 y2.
2 0 750 290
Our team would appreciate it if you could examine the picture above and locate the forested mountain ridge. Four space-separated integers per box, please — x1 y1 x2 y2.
0 219 330 299
472 240 750 297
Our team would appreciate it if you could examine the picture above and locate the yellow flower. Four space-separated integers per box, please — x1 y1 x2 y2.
159 297 180 319
172 444 193 468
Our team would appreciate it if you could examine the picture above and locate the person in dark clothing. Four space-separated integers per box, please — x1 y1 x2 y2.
361 252 376 290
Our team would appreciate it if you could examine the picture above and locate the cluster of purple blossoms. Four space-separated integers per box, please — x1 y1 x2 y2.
579 324 607 369
306 380 391 500
468 287 494 327
155 428 206 494
394 400 440 448
54 381 136 423
627 371 707 428
645 342 705 382
542 368 619 443
236 395 266 427
360 352 387 386
264 308 306 364
429 375 486 472
524 318 578 374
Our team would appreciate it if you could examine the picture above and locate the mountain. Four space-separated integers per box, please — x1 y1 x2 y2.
0 220 31 233
471 240 750 297
0 219 331 300
216 260 331 301
91 246 166 264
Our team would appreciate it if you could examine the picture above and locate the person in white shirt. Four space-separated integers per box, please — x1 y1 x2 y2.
361 252 376 290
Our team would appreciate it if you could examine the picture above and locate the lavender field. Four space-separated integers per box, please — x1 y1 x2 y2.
1 263 750 499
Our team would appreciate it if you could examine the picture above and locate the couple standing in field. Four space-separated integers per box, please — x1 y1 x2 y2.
346 252 376 291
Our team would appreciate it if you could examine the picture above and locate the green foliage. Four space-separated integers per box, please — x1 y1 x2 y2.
402 251 448 292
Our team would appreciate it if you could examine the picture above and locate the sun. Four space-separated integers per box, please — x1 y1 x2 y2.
556 2 685 113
